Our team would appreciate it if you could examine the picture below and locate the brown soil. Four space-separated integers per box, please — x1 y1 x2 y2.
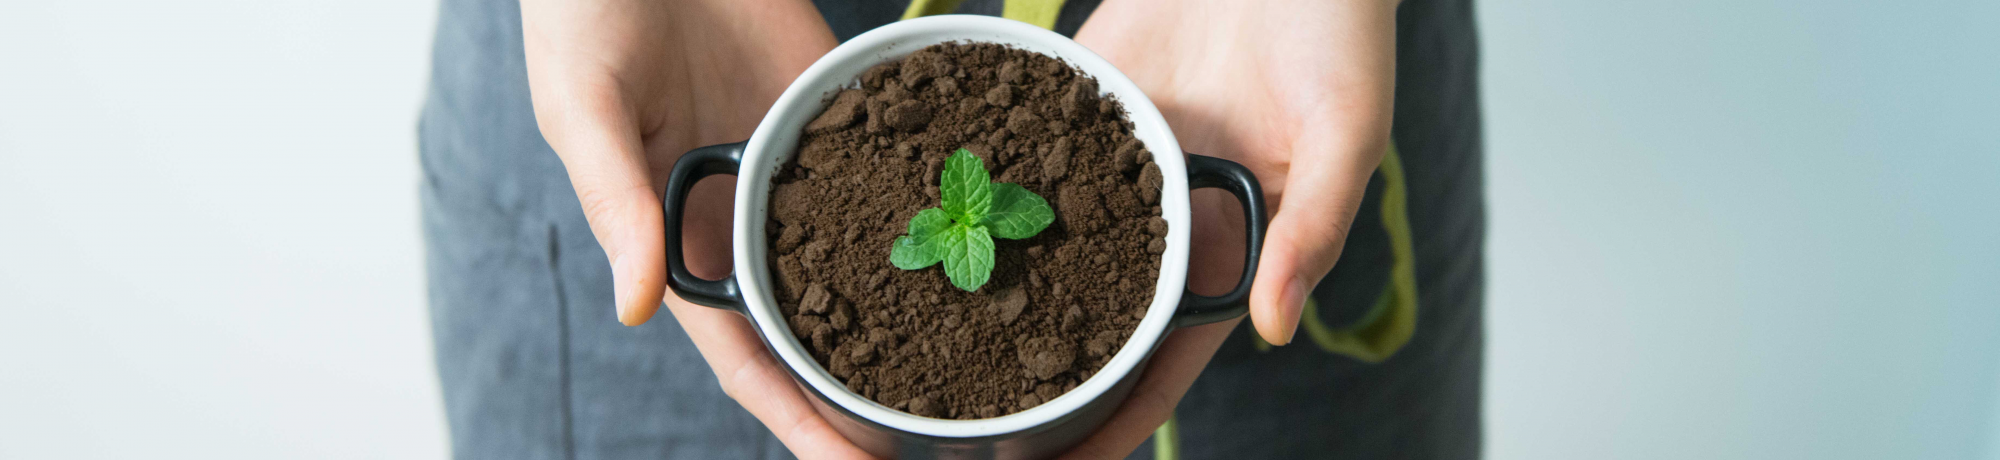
767 42 1165 419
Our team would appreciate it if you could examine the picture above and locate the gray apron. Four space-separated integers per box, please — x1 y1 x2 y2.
418 0 1484 458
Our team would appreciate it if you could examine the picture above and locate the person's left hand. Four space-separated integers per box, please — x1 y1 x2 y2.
1061 0 1400 457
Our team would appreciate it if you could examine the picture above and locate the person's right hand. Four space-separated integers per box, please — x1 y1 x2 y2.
520 1 872 458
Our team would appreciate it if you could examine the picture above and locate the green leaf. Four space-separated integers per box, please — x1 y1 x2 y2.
890 208 954 269
940 225 995 291
890 146 1052 292
905 207 952 236
890 234 945 269
939 149 991 221
980 183 1055 239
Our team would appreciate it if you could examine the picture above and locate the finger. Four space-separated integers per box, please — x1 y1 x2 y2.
667 299 879 459
1248 120 1387 345
1057 318 1238 460
526 72 670 326
1247 0 1398 345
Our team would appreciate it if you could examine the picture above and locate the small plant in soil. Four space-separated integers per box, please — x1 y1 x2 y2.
770 42 1166 419
890 148 1055 291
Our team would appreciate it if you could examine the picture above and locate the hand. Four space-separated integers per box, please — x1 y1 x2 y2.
1063 0 1400 457
520 1 872 458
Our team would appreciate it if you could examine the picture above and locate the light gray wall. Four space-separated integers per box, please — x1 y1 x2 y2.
0 0 445 458
1478 0 2000 459
0 0 1993 458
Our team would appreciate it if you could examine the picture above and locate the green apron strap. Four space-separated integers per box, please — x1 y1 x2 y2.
1153 412 1181 460
903 0 1066 30
899 0 963 20
1288 143 1420 362
1001 0 1064 29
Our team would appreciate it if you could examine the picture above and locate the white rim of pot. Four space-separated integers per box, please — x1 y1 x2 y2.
731 15 1193 438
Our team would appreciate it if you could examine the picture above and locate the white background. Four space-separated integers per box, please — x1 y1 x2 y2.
0 0 1995 459
0 0 446 458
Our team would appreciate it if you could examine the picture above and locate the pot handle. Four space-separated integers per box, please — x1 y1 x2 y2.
661 141 748 313
1172 154 1268 328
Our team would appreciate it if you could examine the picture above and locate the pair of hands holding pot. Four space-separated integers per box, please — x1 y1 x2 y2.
523 0 1396 457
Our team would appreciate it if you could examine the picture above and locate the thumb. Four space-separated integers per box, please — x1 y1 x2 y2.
577 170 669 327
1247 129 1385 346
532 84 667 326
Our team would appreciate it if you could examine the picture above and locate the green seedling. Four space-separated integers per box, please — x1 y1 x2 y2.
890 148 1055 291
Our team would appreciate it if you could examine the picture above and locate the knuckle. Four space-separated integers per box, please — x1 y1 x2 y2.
573 182 653 226
716 359 757 403
574 185 625 220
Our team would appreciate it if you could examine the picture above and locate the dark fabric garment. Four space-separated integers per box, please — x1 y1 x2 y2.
419 0 1482 458
1158 0 1489 455
419 0 790 458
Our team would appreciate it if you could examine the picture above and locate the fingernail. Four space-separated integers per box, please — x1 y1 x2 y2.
610 254 634 324
1276 278 1308 346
